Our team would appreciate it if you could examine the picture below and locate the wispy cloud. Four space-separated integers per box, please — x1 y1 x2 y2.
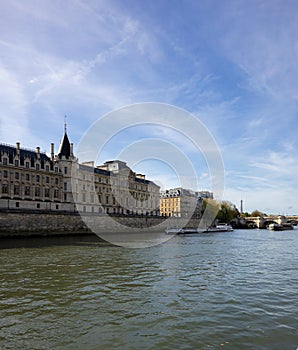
1 0 298 213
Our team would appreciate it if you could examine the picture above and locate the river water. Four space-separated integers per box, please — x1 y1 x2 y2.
0 229 297 350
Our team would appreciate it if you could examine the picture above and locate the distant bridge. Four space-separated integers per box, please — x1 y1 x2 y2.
244 215 298 229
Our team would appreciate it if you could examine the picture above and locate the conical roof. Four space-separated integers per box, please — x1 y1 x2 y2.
57 132 70 159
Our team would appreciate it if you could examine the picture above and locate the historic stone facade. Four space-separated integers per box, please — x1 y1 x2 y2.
0 128 160 216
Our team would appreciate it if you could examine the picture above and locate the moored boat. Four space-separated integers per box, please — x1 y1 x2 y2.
165 227 184 235
267 223 294 231
165 227 200 235
204 224 234 233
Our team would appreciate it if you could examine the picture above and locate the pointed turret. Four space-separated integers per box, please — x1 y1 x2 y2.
57 117 71 159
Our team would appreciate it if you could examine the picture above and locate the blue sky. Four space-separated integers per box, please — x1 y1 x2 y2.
1 0 298 214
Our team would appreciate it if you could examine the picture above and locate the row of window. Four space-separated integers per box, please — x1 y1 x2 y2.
0 171 61 185
1 184 60 198
1 157 62 173
11 202 60 209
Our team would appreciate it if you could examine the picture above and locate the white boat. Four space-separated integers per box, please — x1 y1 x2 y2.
165 227 184 235
165 227 200 235
204 224 234 233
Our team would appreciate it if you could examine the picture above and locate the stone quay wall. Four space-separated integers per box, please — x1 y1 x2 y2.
0 210 201 237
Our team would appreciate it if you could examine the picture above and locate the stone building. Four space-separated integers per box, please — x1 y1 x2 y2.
160 188 213 218
0 128 160 216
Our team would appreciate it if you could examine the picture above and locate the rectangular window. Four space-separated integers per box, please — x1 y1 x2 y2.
2 184 8 194
45 165 49 172
25 186 30 196
16 202 20 208
3 170 8 178
106 196 109 204
2 158 7 165
36 175 40 182
35 187 40 197
25 173 30 181
36 163 40 170
15 172 19 180
14 186 20 195
45 188 50 197
82 193 86 202
55 178 59 185
54 189 59 198
25 161 30 168
14 159 19 167
91 193 94 203
64 167 67 174
55 167 58 173
64 182 67 191
64 193 67 201
46 176 49 183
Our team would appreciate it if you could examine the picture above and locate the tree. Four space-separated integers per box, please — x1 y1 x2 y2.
250 210 265 217
216 201 239 223
202 199 239 224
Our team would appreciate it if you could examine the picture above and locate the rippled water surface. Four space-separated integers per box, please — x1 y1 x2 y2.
0 230 297 350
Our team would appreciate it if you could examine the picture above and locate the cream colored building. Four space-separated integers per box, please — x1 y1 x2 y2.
72 160 160 216
160 188 213 218
0 128 160 216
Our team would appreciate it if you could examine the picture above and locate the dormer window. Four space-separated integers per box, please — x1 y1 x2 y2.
45 165 49 172
14 159 19 167
36 163 40 170
25 161 30 168
2 158 7 165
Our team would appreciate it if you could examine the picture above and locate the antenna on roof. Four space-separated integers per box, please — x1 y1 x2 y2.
64 115 67 133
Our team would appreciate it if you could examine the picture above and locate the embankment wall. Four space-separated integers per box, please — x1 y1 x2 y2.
0 210 200 237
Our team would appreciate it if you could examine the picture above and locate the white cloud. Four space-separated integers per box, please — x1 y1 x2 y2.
0 66 31 145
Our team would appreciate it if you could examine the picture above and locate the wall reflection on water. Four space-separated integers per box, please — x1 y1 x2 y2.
0 230 297 350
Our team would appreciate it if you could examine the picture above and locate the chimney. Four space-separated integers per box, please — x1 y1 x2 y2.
36 146 40 159
16 142 20 155
50 143 54 161
70 143 73 157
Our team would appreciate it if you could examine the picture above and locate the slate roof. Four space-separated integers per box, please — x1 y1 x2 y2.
0 143 53 169
57 132 71 159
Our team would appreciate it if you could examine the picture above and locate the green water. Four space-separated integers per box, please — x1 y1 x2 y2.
0 230 297 349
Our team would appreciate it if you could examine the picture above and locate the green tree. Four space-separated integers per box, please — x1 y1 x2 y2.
250 210 265 217
202 199 239 224
216 201 239 223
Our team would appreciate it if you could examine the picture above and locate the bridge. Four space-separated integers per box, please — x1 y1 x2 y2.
244 215 298 229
